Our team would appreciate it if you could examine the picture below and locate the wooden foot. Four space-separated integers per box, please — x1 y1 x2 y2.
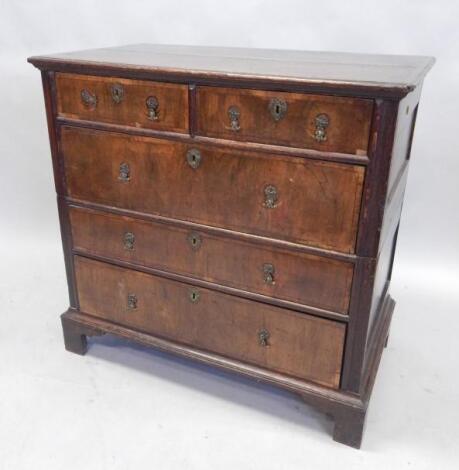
333 406 366 449
61 311 104 355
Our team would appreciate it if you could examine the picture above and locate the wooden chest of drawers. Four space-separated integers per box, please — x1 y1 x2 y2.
28 44 433 448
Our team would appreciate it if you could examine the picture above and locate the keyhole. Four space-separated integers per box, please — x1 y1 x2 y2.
186 149 201 169
188 232 201 250
189 288 200 303
275 104 280 116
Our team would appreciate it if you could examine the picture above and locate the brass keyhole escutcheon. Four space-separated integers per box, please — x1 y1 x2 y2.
188 232 202 250
189 288 200 303
186 149 201 169
268 98 287 122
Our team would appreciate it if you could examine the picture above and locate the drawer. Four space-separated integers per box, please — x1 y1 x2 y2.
75 256 346 388
70 206 354 314
196 86 373 155
62 127 364 253
56 73 189 133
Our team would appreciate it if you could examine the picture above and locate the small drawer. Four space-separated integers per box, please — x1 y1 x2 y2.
196 86 373 155
62 127 364 253
70 206 354 314
75 256 346 388
55 73 189 133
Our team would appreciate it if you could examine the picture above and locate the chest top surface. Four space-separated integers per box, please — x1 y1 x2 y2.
28 43 434 97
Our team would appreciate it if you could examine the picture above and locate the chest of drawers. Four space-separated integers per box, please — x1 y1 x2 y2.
28 44 433 448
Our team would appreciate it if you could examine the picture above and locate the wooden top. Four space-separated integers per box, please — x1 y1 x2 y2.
28 44 434 97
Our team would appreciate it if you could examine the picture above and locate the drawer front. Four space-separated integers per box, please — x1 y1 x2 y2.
75 256 346 388
196 86 373 155
62 127 364 253
70 206 354 314
56 73 189 133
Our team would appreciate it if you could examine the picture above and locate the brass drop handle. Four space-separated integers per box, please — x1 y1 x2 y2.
263 184 278 209
189 288 200 303
81 89 97 108
227 105 241 131
118 162 130 182
186 149 201 169
263 263 275 285
123 232 135 250
314 113 330 142
111 83 124 104
127 293 138 310
269 98 287 121
188 232 202 250
258 328 270 347
146 96 159 121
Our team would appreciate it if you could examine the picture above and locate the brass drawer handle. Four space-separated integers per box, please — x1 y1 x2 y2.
127 293 138 310
188 232 202 250
263 184 278 209
258 328 270 347
146 96 159 121
263 263 275 285
227 105 241 131
111 83 124 104
314 113 329 142
80 89 97 108
123 232 135 250
269 98 287 121
118 162 130 182
189 288 200 303
186 149 201 169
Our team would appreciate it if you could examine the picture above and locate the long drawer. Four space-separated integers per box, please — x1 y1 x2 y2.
70 206 354 314
56 73 189 133
74 256 346 388
61 126 364 253
196 86 373 154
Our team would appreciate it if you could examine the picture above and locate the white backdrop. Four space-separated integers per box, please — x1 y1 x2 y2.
1 1 458 469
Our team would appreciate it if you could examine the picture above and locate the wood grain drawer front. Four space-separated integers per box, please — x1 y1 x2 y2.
56 73 189 133
70 207 354 314
62 127 364 253
75 256 346 388
196 87 373 155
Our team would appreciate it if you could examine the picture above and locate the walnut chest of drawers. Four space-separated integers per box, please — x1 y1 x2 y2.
28 44 433 448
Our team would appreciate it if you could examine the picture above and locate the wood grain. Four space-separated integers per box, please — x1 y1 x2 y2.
70 205 354 314
75 256 346 389
56 73 189 133
61 126 365 253
196 86 373 155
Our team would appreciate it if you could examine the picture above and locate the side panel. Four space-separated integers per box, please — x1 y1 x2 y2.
41 71 78 308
